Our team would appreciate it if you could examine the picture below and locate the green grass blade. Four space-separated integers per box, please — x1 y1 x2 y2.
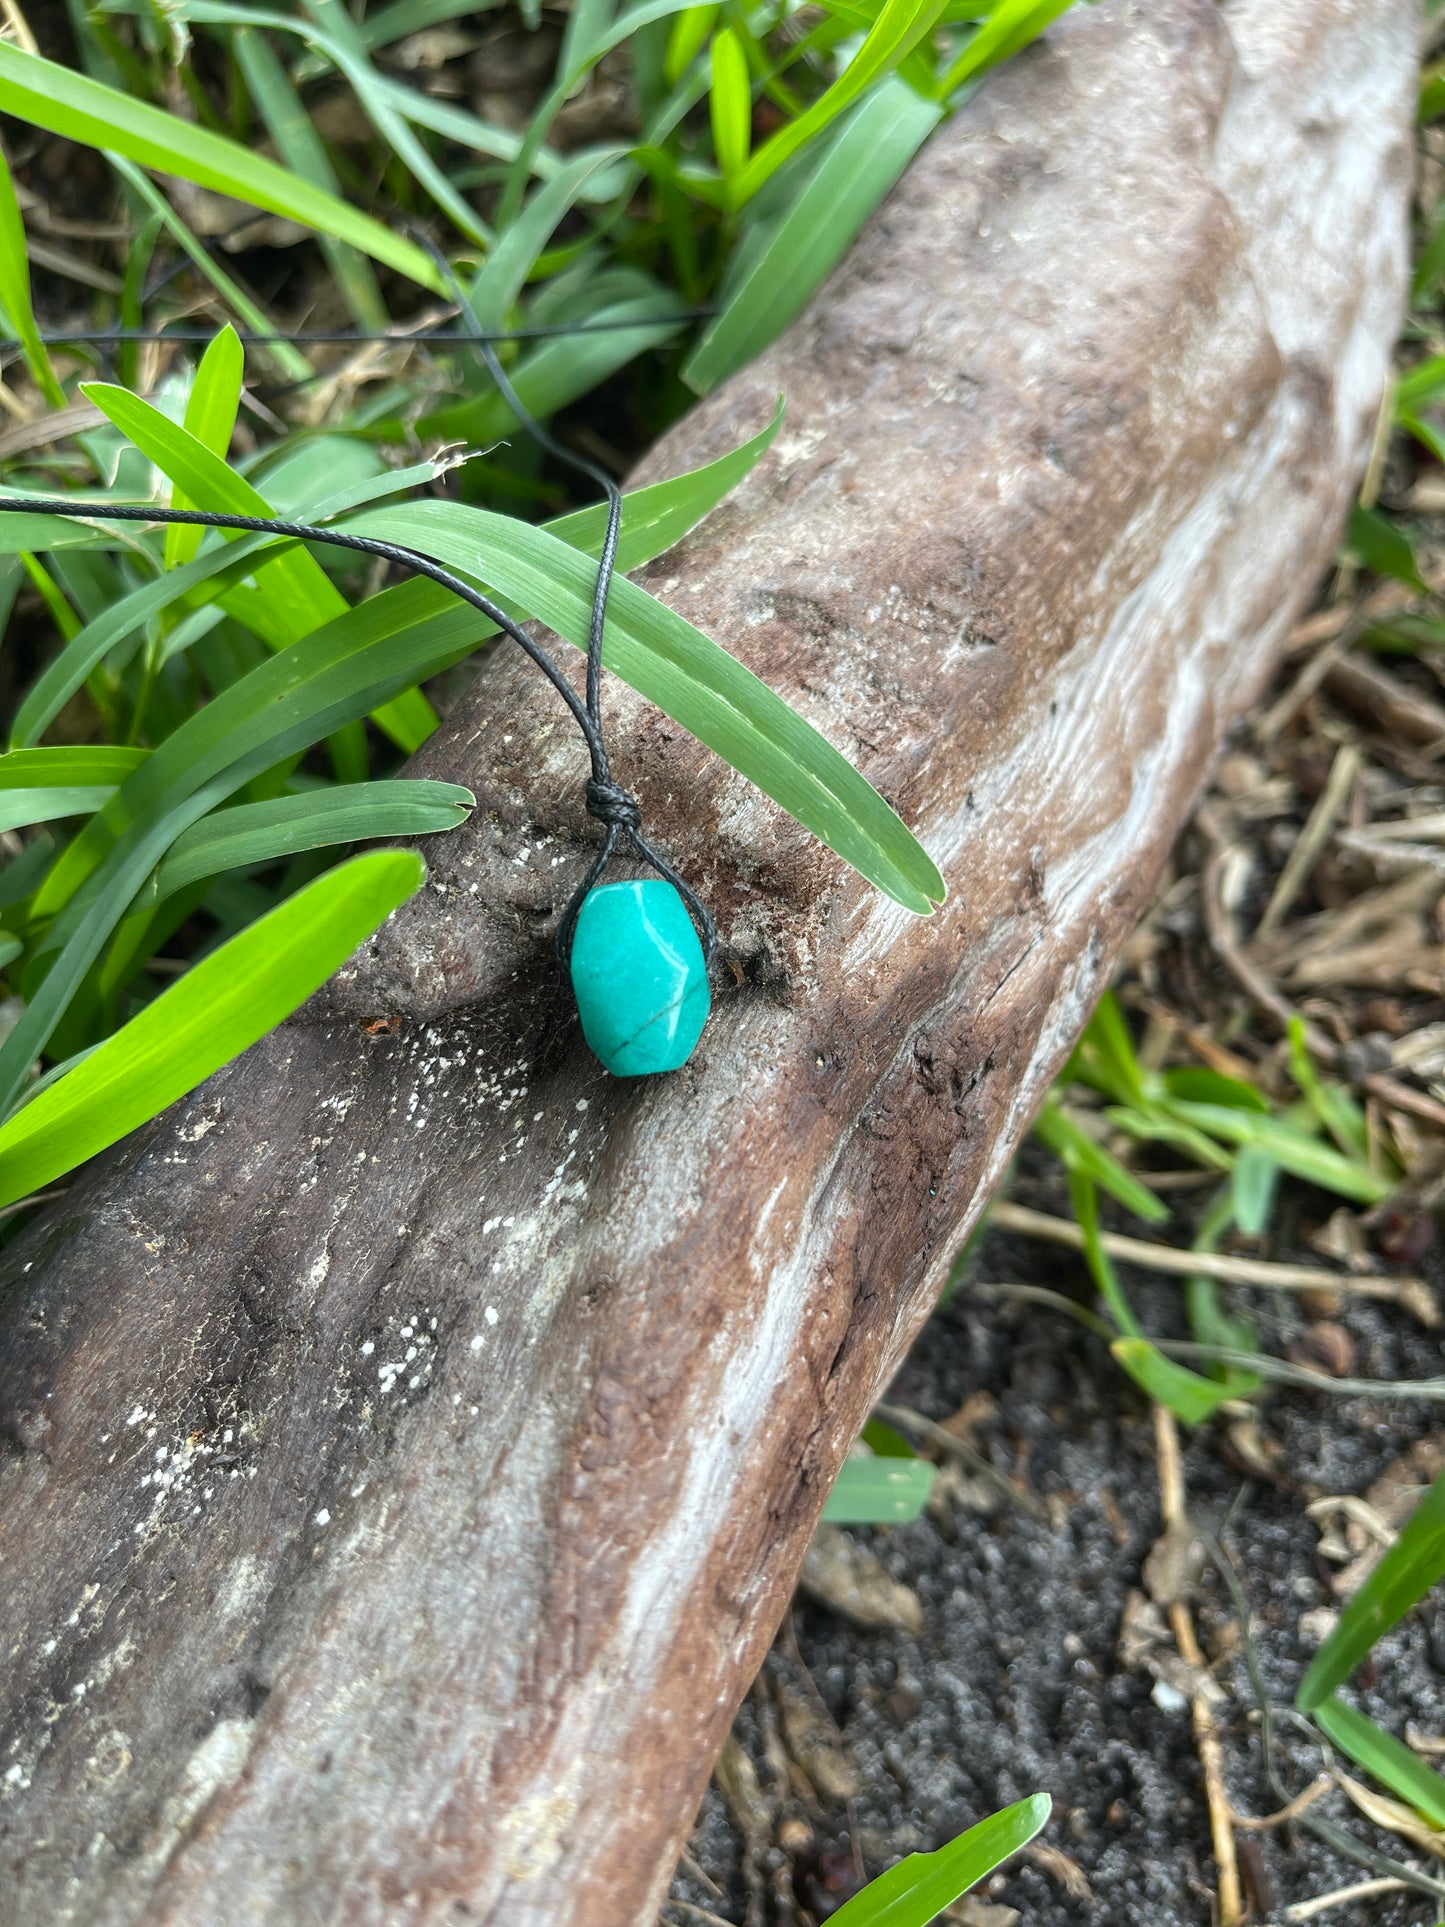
822 1456 935 1524
1159 1065 1269 1111
0 787 120 832
0 142 64 407
343 499 948 912
85 382 348 632
1298 1469 1445 1713
936 0 1075 98
82 382 438 753
546 395 785 562
108 155 314 382
1162 1099 1390 1204
232 25 387 332
164 324 244 570
469 147 626 330
10 409 779 759
298 0 490 247
666 2 720 81
709 26 753 181
0 747 149 788
154 781 474 898
1071 1172 1236 1424
826 1794 1050 1927
0 40 445 291
1110 1339 1239 1425
731 0 947 204
1032 1098 1169 1224
0 745 148 831
1229 1144 1278 1238
496 0 710 224
0 586 494 1109
0 850 424 1209
1313 1695 1445 1828
419 289 686 443
683 77 940 393
1287 1015 1372 1164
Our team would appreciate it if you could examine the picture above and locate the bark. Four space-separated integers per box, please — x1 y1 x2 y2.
0 1 1416 1922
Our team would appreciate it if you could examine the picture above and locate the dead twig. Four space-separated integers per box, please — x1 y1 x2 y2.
1282 1875 1411 1922
986 1201 1432 1315
1230 1775 1333 1831
1153 1407 1242 1927
1255 743 1361 938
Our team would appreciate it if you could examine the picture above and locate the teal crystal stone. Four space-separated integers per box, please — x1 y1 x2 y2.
569 878 710 1076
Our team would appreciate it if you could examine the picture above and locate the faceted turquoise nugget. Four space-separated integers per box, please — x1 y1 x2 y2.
569 878 710 1076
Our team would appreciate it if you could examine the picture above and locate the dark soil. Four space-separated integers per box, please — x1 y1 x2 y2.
666 1152 1445 1927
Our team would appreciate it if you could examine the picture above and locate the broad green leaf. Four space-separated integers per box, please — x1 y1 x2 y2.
1298 1468 1445 1712
154 781 474 898
85 382 348 636
0 745 147 833
1313 1695 1445 1829
730 0 947 203
164 325 244 570
0 41 445 291
342 498 948 913
8 405 782 754
9 455 453 749
709 28 752 179
822 1456 935 1523
232 25 387 332
0 586 493 1113
0 500 153 554
82 382 438 753
0 747 149 790
1032 1099 1168 1224
545 395 785 563
683 77 941 394
1164 1099 1390 1204
0 142 64 407
826 1795 1050 1927
0 850 424 1209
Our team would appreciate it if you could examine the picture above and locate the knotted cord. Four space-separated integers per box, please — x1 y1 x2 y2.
0 307 719 969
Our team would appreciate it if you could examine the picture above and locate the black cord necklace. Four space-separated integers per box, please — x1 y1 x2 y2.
0 349 719 1074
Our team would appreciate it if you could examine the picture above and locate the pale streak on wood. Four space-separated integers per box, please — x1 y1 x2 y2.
0 2 1416 1923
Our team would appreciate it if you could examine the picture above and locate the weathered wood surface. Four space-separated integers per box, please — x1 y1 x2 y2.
0 2 1416 1921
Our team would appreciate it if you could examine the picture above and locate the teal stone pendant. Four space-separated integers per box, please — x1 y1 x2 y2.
569 878 710 1076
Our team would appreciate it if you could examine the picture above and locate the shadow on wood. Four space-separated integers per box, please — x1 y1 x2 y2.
0 1 1416 1921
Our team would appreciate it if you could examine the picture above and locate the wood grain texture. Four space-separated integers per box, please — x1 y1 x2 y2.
0 2 1415 1922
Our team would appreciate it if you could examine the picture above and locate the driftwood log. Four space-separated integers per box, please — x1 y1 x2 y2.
0 1 1417 1921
